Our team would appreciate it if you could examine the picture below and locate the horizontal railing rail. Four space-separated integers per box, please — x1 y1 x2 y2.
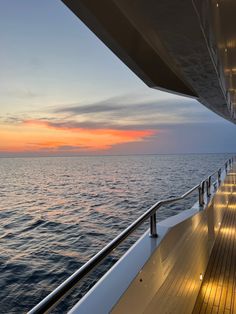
28 157 235 314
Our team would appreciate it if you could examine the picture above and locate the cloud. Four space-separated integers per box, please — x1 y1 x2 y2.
53 94 221 127
0 117 157 155
1 92 223 132
1 91 230 156
53 94 137 114
22 119 156 139
56 145 89 151
55 102 121 115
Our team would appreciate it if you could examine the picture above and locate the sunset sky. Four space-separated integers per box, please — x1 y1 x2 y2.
0 0 236 156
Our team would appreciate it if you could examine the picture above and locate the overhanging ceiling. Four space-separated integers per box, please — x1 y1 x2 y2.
62 0 236 124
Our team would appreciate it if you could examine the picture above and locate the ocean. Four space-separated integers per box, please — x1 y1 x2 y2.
0 154 231 313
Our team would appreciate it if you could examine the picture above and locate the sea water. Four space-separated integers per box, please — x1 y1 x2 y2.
0 154 231 313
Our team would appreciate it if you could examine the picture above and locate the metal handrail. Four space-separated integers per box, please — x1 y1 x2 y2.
28 157 234 314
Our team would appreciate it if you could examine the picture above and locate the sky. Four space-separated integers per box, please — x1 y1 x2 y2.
0 0 235 156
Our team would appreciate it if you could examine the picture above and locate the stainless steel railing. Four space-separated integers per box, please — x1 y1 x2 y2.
28 157 234 314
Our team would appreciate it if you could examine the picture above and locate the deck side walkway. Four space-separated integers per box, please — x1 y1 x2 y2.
193 170 236 313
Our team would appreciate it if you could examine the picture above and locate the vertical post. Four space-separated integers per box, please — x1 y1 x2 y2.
150 213 157 238
202 180 205 195
199 183 204 207
225 161 228 173
207 176 211 197
218 169 221 185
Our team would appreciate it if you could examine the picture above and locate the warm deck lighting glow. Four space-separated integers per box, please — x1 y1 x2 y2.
218 191 236 195
228 204 236 209
200 273 203 281
220 227 236 236
201 281 218 302
215 204 226 209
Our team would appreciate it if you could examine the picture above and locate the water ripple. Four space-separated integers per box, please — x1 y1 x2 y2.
0 154 230 313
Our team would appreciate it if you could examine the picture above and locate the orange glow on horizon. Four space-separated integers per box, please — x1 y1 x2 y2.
0 119 156 154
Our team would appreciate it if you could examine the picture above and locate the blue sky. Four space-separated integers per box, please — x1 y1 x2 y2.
0 0 235 156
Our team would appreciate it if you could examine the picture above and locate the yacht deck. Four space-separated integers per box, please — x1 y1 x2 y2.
28 159 236 314
193 173 236 313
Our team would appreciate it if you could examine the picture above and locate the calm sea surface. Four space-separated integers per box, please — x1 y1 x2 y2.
0 154 231 313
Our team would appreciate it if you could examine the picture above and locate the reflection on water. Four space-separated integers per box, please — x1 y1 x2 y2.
0 154 231 313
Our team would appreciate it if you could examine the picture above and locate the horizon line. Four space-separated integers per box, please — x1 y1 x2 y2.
0 152 235 159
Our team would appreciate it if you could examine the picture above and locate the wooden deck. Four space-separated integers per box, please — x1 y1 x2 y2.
193 180 236 313
111 167 236 314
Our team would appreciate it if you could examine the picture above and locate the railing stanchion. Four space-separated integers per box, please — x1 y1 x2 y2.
218 169 221 186
199 183 204 207
150 213 158 238
207 176 211 197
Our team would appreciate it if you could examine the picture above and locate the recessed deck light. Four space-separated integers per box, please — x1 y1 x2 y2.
200 273 203 281
216 3 219 7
